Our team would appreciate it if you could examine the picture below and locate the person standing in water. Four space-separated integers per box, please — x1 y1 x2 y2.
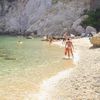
49 35 53 45
65 38 74 58
63 32 68 42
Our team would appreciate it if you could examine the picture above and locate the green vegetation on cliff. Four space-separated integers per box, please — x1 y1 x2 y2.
81 9 100 31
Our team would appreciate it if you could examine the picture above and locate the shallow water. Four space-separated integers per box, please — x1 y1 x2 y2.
0 36 74 100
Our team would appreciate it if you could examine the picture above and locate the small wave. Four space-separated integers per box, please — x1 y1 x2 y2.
38 69 73 100
23 69 73 100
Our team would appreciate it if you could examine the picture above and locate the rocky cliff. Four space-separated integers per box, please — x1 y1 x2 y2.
0 0 97 35
0 0 52 35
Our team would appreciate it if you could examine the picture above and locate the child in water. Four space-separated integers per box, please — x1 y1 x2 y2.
65 38 74 58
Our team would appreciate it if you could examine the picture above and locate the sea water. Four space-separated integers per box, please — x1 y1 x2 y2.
0 36 74 100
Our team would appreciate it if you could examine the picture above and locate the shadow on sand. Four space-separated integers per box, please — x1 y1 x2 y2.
89 46 100 49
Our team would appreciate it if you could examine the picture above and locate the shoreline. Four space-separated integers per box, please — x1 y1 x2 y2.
37 37 100 100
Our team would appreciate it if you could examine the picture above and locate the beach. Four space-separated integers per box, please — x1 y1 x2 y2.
0 36 74 100
37 37 100 100
0 37 100 100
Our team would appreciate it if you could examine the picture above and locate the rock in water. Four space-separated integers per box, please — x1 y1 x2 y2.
0 53 7 57
26 36 33 39
4 57 16 60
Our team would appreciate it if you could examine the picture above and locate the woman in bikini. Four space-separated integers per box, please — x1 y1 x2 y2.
65 38 74 58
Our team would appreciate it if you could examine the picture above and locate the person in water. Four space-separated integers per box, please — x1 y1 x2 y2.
49 35 53 45
65 38 74 58
63 32 68 42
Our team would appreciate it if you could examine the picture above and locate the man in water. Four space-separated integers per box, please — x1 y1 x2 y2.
63 32 68 41
65 38 74 58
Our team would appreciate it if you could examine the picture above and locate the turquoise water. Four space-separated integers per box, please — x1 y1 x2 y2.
0 36 73 99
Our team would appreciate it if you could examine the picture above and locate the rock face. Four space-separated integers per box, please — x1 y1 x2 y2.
90 32 100 47
27 0 90 35
71 16 97 36
72 15 88 30
0 0 92 35
71 15 88 35
76 26 85 35
0 0 52 34
90 0 100 10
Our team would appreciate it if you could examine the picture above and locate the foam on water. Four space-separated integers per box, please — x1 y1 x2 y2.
73 51 80 64
23 69 73 100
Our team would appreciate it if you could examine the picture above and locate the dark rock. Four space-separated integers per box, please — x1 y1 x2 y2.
26 36 33 39
0 53 7 57
4 57 16 60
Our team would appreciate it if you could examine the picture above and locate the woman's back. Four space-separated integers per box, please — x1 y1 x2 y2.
66 40 72 48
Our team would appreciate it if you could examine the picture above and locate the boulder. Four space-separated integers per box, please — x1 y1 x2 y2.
76 25 85 35
26 36 33 39
86 26 97 35
90 32 100 47
81 33 86 37
72 15 88 30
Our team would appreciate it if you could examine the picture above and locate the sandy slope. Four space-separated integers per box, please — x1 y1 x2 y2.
39 37 100 100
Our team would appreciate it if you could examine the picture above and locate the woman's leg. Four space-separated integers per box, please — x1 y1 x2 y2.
70 48 73 57
65 48 67 55
65 48 68 56
67 49 70 58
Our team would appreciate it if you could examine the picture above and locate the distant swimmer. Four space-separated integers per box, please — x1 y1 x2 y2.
64 38 74 58
63 32 68 41
17 41 23 45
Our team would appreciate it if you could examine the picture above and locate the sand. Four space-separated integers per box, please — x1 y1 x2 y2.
38 37 100 100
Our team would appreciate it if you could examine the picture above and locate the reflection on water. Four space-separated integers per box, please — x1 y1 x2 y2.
73 52 80 64
0 36 75 100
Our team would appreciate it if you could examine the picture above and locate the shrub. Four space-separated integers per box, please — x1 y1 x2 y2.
81 9 100 31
